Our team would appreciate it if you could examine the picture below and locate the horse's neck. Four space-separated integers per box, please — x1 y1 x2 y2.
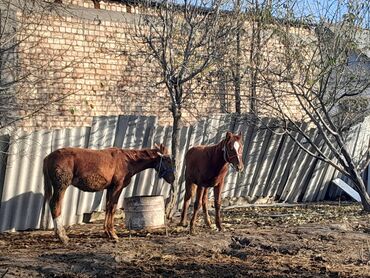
126 149 158 175
210 139 228 168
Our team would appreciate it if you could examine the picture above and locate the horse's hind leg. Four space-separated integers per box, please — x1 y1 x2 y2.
179 181 196 227
41 162 52 230
49 169 71 244
50 191 68 244
190 186 205 235
202 188 212 228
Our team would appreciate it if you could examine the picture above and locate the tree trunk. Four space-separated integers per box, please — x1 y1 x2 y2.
249 21 258 114
234 0 241 114
359 193 370 212
165 104 182 219
350 169 370 212
249 2 262 115
234 30 241 114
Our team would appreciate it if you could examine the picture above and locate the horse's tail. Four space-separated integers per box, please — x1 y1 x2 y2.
40 156 52 230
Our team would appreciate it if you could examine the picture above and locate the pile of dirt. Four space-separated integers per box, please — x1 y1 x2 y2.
0 202 369 277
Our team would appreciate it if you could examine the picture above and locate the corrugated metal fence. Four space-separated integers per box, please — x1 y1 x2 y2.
0 114 368 232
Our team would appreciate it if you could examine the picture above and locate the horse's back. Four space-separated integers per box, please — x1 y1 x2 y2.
44 148 74 170
43 147 121 191
44 147 120 175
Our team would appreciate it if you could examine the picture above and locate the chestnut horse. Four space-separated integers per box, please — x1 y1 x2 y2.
179 132 244 234
42 143 174 244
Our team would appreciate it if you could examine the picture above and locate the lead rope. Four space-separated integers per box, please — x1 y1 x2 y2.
157 154 169 236
155 154 168 235
157 155 163 178
222 143 228 163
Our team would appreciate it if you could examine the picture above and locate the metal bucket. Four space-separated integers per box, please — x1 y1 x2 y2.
123 195 165 231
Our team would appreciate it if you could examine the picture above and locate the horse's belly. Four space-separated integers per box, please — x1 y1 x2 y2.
72 174 110 192
197 177 219 188
201 183 215 188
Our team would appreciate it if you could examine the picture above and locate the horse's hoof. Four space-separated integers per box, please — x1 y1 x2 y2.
59 236 70 245
56 230 69 244
106 233 119 242
104 229 118 238
190 228 197 235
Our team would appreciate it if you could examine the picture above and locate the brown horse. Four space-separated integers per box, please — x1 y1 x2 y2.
179 132 244 234
42 143 174 244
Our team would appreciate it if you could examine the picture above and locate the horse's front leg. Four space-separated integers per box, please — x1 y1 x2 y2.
214 182 224 232
104 184 124 241
190 186 204 235
202 188 212 228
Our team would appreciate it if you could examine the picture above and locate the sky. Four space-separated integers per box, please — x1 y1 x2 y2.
292 0 348 20
215 0 370 24
172 0 369 26
278 0 369 26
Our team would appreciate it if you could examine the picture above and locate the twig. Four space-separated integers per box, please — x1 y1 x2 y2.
257 213 301 218
1 268 8 278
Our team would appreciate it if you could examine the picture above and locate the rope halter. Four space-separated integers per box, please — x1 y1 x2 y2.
156 154 175 179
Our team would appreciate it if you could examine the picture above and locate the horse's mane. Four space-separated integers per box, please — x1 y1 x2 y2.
123 148 157 161
206 138 226 153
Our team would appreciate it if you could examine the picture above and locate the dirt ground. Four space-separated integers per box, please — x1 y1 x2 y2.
0 203 369 278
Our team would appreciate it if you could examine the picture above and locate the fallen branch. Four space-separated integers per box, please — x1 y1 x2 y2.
1 268 8 278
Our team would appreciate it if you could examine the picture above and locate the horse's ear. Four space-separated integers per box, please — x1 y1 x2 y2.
159 143 167 154
154 143 160 150
226 131 232 140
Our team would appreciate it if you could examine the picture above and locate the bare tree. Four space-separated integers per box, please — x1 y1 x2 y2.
0 0 84 133
214 0 274 115
137 0 238 217
247 0 270 115
231 0 242 114
256 0 370 210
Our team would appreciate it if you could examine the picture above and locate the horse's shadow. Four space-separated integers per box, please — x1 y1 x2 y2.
37 252 118 277
0 191 44 232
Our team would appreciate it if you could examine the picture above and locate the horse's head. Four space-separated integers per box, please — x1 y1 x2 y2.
223 131 244 172
154 143 175 184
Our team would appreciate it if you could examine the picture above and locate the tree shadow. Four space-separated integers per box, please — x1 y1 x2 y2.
38 251 119 277
0 191 44 232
